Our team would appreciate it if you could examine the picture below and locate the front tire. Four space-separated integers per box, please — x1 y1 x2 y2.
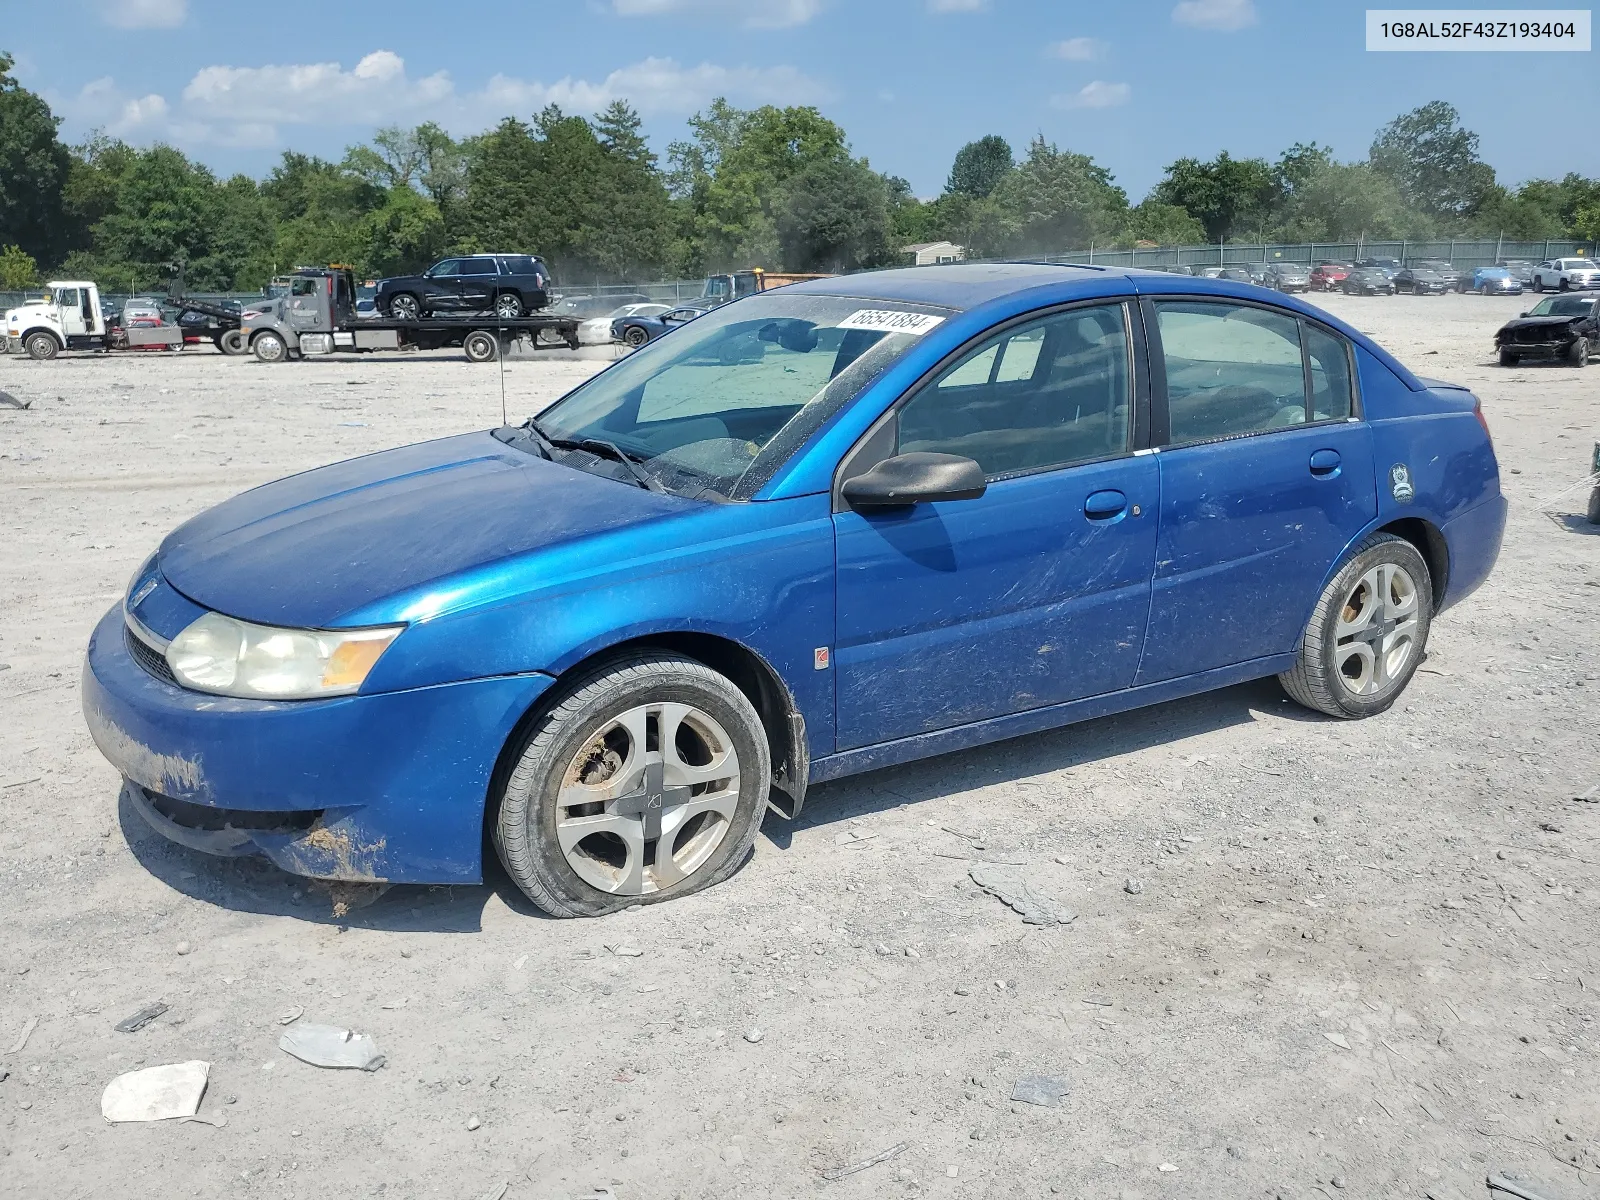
219 328 248 356
1279 533 1433 719
462 330 500 362
252 330 287 363
1498 348 1519 366
24 332 59 360
494 653 771 918
1569 336 1590 367
624 325 649 348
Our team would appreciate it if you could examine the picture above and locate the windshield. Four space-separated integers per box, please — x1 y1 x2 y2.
1529 297 1593 316
533 292 950 500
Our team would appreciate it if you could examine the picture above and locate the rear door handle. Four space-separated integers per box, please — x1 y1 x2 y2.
1309 449 1342 477
1084 489 1128 520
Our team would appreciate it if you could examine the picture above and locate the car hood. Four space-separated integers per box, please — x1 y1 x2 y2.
158 431 690 629
1499 315 1583 331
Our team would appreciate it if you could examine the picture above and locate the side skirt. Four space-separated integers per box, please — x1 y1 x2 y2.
808 653 1297 785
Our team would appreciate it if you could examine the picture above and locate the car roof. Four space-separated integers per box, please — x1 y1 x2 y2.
784 262 1121 312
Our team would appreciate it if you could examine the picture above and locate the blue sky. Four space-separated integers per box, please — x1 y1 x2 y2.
10 0 1591 199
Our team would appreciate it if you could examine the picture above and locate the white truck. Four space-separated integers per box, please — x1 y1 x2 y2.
3 281 183 359
1531 257 1600 293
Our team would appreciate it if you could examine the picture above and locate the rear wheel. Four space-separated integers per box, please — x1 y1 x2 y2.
387 293 420 321
252 330 287 363
24 332 60 360
494 653 771 918
624 325 649 348
1279 533 1433 720
463 330 500 363
493 292 523 320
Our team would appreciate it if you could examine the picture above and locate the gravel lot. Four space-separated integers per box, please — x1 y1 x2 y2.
1 293 1597 1200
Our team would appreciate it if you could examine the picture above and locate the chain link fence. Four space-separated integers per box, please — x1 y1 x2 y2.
1032 238 1595 271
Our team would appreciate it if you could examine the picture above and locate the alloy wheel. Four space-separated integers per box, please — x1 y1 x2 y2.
554 702 741 896
1334 563 1420 697
494 293 522 319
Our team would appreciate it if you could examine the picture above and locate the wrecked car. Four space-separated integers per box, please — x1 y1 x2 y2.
83 263 1506 918
1494 293 1598 365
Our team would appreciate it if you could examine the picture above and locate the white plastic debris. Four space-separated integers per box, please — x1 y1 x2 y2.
278 1023 386 1071
101 1060 210 1123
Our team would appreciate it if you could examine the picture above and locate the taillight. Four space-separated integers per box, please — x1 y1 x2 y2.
1473 398 1493 448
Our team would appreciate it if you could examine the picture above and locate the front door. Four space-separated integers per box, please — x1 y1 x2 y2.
458 259 500 312
425 259 465 311
833 301 1159 750
1135 298 1377 683
57 287 87 338
285 276 326 333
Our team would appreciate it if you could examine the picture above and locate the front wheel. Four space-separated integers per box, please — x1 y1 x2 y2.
252 330 287 363
624 325 649 348
219 328 248 356
494 653 771 918
24 332 60 360
462 330 500 362
1498 348 1519 366
1279 533 1433 719
1569 336 1590 366
387 293 420 321
1532 277 1543 293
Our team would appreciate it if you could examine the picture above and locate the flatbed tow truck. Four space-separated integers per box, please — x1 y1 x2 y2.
239 266 580 363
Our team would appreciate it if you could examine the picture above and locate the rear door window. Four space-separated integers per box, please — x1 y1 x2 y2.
462 257 499 276
1303 323 1354 421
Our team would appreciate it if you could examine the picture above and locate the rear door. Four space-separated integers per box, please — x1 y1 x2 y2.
833 301 1159 749
1135 298 1375 684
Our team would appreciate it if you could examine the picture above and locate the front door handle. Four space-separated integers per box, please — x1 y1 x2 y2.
1084 489 1128 520
1309 449 1342 477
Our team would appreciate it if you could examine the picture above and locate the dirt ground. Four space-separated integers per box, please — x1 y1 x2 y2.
1 294 1597 1200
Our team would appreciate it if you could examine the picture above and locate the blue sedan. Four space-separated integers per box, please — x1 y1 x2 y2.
612 301 713 347
84 264 1506 917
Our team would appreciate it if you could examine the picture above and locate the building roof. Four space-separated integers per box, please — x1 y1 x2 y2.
902 241 962 252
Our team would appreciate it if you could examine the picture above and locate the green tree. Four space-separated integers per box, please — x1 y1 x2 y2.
61 133 137 259
0 51 71 265
1152 152 1276 242
1368 101 1495 221
92 145 219 282
946 135 1014 199
984 136 1128 254
0 243 37 289
777 156 891 271
1272 161 1414 241
1121 199 1205 246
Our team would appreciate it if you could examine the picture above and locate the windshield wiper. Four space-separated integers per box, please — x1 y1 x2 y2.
545 432 665 493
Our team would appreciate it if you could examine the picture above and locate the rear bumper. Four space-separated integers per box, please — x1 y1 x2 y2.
82 606 555 883
1439 493 1507 613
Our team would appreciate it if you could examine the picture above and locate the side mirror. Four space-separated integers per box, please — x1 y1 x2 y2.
1520 312 1529 318
842 452 987 509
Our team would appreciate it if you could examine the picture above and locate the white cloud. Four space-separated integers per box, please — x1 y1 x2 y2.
1053 80 1131 109
181 51 453 126
100 0 187 29
59 51 829 151
609 0 822 27
1172 0 1257 31
927 0 988 10
1047 37 1105 61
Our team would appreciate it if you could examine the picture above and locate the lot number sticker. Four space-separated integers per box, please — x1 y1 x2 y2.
837 309 945 336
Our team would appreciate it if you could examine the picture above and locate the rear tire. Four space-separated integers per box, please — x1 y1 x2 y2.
252 330 287 363
463 330 500 363
493 653 771 918
24 332 60 360
493 292 523 320
1279 533 1433 720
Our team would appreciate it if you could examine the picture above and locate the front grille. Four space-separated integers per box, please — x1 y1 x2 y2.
1514 327 1566 346
125 626 177 684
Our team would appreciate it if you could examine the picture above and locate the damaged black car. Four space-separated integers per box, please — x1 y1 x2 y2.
1495 294 1599 367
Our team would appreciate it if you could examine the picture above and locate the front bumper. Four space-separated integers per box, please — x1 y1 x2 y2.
83 606 555 883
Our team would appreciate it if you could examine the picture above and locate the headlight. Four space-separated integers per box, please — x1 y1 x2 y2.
166 612 402 699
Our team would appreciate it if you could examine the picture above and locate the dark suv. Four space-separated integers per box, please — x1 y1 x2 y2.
377 254 550 320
